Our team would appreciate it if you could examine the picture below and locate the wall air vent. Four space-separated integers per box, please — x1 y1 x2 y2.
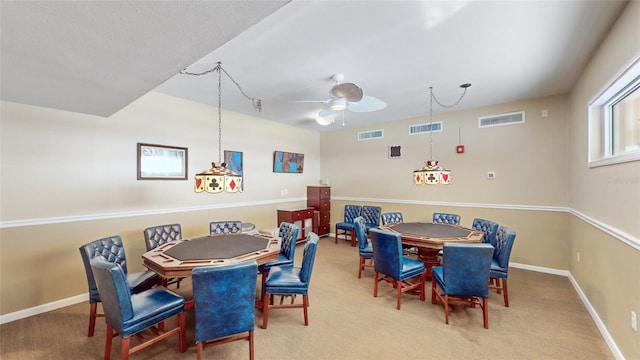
409 121 443 135
478 111 525 128
358 129 384 141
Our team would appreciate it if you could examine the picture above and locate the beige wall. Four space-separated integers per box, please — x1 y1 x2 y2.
567 1 640 358
0 92 318 314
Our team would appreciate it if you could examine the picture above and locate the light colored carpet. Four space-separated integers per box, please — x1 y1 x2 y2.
0 236 613 360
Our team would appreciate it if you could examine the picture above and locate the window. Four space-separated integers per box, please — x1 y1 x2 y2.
588 55 640 167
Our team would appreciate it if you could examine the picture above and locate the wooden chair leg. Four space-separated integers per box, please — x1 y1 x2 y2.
358 257 364 278
121 336 131 360
302 295 309 326
444 294 450 324
178 312 187 353
431 280 437 304
88 303 97 337
249 331 255 360
501 278 509 307
104 324 114 360
373 272 379 297
197 343 204 360
262 292 269 329
396 280 402 310
482 297 489 329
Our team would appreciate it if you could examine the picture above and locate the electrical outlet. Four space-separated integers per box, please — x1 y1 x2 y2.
632 311 637 332
577 251 580 262
487 171 496 179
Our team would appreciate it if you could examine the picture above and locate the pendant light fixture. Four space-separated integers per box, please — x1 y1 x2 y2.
413 83 471 185
180 62 261 193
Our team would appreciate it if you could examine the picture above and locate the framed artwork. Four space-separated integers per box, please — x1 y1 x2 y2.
273 151 304 173
137 143 188 180
224 150 244 190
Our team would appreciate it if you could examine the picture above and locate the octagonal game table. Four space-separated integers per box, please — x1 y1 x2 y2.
142 233 281 279
377 222 484 279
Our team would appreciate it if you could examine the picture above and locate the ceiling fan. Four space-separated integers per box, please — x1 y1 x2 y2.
293 74 387 126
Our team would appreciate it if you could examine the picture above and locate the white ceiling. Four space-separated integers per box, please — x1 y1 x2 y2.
1 1 628 132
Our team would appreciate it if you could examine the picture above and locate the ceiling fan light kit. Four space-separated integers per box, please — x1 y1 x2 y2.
413 83 471 186
311 73 387 126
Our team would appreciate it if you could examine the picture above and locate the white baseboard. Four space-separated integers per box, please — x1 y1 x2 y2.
0 293 87 325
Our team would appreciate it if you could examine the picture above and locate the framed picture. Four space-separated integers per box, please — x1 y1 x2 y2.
273 151 304 173
224 150 244 190
137 143 188 180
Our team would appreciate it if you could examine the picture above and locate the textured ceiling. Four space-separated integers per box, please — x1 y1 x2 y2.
1 1 628 132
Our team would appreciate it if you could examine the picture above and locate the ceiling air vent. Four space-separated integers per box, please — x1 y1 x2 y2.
409 121 442 135
478 111 525 128
358 129 384 141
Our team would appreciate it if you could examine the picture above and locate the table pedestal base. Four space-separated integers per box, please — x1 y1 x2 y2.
417 248 441 280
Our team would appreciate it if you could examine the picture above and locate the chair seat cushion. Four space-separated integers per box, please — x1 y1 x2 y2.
264 267 308 295
127 270 162 294
336 222 356 231
259 254 294 273
432 266 445 290
359 244 373 258
398 257 425 280
490 259 508 278
122 287 185 337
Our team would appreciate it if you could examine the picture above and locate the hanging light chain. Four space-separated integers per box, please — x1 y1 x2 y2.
427 84 471 162
180 61 263 166
180 62 262 113
217 64 222 164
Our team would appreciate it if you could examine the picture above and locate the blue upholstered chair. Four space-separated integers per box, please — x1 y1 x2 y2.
369 228 426 310
259 222 299 297
431 243 494 329
432 212 461 225
143 223 182 251
262 233 319 329
90 258 186 359
79 236 161 337
354 216 374 278
362 205 381 233
335 205 362 245
381 212 404 225
193 261 258 360
490 225 517 307
471 218 499 247
144 223 183 288
209 220 243 235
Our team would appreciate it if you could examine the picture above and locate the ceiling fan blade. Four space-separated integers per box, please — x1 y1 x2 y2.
347 95 387 112
289 99 332 104
330 82 363 102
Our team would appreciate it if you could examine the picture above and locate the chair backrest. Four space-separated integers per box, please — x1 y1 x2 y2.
472 218 499 246
353 216 368 252
362 206 381 227
432 212 460 225
89 257 133 334
79 236 128 303
442 243 493 298
209 221 243 235
494 225 516 269
343 205 362 222
192 261 257 343
299 233 320 283
144 224 182 251
369 228 403 279
278 222 299 260
381 212 403 225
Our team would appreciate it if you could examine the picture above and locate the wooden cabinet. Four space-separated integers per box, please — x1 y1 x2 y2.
277 207 315 243
307 185 331 237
